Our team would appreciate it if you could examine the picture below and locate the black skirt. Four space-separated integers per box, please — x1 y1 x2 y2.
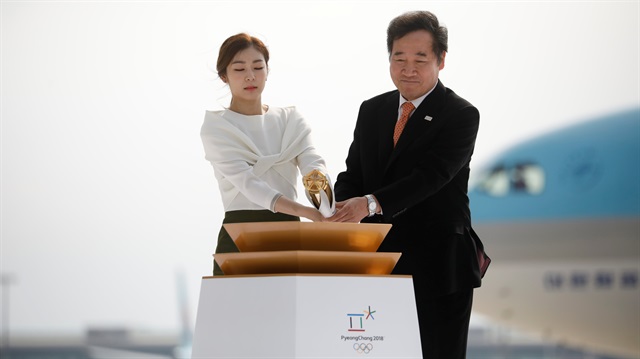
213 210 300 275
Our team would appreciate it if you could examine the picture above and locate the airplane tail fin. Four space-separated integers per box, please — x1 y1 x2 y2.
173 269 193 359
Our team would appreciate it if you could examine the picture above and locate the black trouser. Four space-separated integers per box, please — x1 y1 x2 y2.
415 288 474 359
213 210 299 275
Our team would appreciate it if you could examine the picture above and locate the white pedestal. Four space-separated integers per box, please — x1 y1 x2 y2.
191 274 422 358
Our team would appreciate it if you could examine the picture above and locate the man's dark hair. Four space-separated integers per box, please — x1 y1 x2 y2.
387 11 448 65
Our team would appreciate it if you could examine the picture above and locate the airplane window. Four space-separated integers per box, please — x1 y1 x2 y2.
477 166 510 197
544 272 563 290
621 271 638 289
595 272 613 288
544 271 638 291
570 273 588 289
477 163 545 196
511 163 545 195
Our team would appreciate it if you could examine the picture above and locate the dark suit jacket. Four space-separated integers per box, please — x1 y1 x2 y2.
335 80 488 297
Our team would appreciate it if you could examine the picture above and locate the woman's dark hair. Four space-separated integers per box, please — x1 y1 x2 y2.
216 33 269 80
387 11 448 65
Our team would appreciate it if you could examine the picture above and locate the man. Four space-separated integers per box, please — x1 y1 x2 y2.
330 11 489 358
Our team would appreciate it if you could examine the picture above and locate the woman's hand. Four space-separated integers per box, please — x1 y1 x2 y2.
274 195 326 222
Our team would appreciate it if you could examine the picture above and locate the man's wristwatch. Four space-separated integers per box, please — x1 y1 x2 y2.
365 194 377 217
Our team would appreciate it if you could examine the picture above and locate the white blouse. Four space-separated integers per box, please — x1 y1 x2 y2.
201 106 327 212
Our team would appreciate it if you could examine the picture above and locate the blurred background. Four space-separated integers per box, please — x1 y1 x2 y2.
2 1 638 358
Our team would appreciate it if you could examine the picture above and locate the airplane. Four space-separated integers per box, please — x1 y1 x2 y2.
87 270 193 359
468 107 640 359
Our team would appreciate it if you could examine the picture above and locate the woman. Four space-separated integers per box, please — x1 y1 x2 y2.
201 33 330 275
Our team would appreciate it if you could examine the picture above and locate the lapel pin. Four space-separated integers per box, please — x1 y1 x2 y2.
424 115 433 121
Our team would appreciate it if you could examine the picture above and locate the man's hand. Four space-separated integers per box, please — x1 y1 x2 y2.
328 197 368 223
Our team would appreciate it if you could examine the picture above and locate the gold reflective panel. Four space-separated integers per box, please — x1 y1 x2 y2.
218 222 398 276
223 222 391 252
214 251 401 276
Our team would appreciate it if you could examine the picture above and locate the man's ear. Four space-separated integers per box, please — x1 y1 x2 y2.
220 75 227 83
439 52 446 70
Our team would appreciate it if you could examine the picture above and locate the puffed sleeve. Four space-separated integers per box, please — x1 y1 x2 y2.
284 107 328 177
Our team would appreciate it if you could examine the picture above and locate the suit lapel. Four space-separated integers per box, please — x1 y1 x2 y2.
378 91 401 169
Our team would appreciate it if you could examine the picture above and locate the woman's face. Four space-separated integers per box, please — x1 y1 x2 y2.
223 46 268 104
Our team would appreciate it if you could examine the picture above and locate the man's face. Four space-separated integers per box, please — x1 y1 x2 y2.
389 30 445 101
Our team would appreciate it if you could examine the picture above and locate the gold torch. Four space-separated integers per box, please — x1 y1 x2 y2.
302 169 336 217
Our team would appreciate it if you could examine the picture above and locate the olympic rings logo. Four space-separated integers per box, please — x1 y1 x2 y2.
353 342 373 354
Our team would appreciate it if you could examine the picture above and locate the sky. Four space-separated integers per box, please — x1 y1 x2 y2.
1 1 639 337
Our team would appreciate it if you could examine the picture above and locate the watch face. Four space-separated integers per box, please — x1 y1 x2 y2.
369 202 376 211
